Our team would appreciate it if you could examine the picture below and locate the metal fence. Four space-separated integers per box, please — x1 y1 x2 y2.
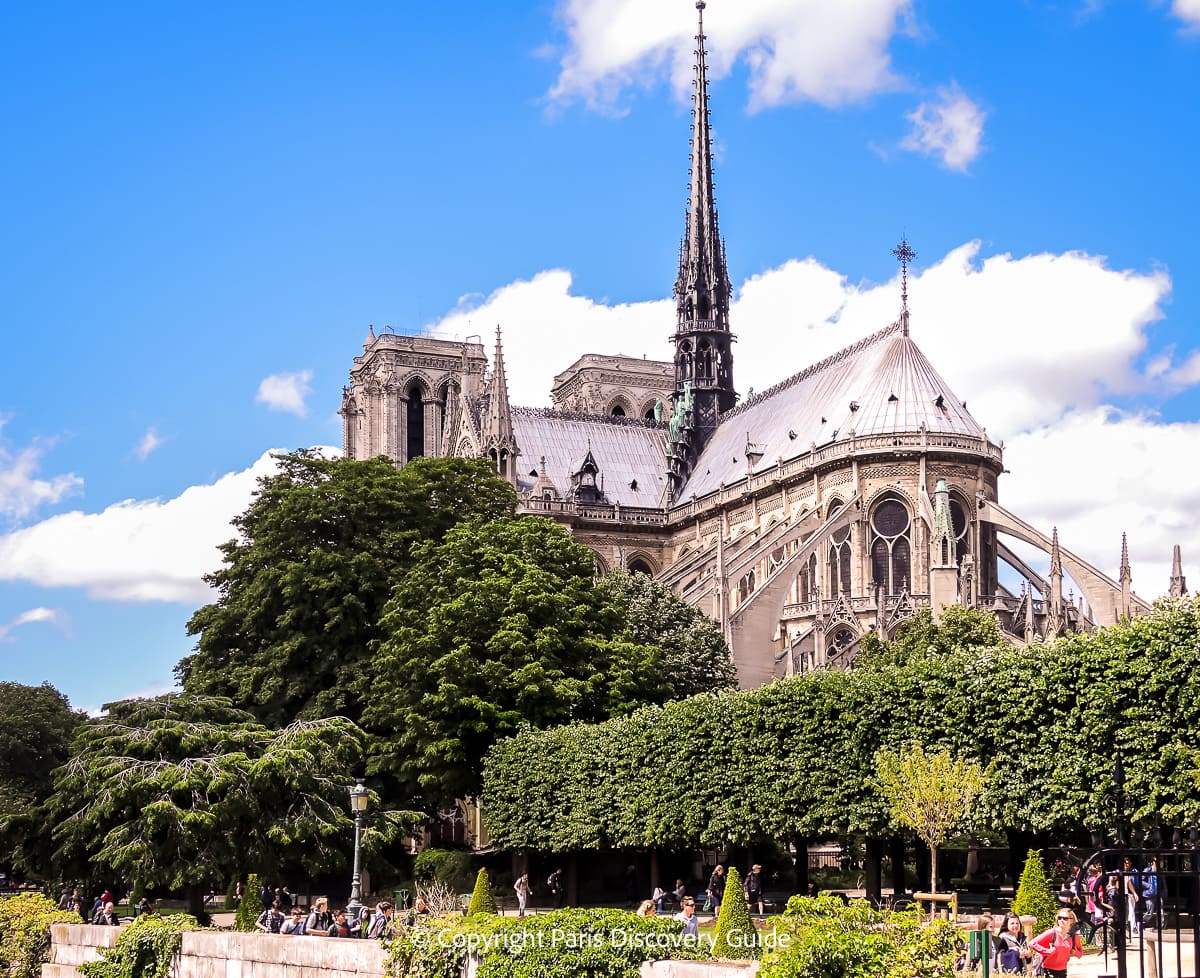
1078 759 1199 978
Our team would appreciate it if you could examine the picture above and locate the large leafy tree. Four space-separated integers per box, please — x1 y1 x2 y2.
45 694 386 919
0 682 84 876
363 517 666 803
178 452 517 726
598 570 737 698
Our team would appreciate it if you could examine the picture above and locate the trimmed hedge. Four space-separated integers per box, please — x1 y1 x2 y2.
483 601 1200 849
465 868 496 917
0 893 80 978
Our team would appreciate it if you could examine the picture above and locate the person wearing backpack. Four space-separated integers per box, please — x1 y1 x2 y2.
255 900 285 934
1029 910 1084 978
280 907 306 935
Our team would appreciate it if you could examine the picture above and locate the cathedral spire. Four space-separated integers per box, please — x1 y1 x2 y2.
1169 543 1188 597
892 237 916 337
1119 531 1132 619
484 325 517 482
668 0 736 498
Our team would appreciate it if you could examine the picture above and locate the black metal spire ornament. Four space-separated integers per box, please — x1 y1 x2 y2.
892 237 916 336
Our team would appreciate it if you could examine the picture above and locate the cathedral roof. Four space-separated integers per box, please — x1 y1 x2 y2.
679 321 987 498
511 408 669 507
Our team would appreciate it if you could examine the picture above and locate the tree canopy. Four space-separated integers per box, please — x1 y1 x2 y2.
597 570 737 698
178 452 517 726
45 694 379 916
875 744 986 892
482 599 1200 851
363 517 668 803
0 682 84 876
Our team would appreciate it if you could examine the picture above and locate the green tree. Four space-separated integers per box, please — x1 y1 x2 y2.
364 517 666 802
178 452 516 727
236 874 264 932
465 868 496 917
45 695 379 920
712 866 758 960
0 682 84 877
597 570 737 698
875 744 986 893
1012 850 1059 936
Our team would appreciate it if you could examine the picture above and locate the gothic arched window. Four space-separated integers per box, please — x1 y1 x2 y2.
827 525 851 598
870 497 912 595
950 495 971 566
405 382 425 462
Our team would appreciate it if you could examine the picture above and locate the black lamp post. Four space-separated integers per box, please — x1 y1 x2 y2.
347 779 370 918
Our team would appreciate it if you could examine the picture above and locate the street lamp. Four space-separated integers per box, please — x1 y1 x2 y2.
347 779 370 919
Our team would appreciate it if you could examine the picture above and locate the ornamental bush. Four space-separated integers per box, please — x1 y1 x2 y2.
78 913 198 978
235 874 263 932
385 907 709 978
0 893 80 978
465 868 496 917
712 867 758 959
1012 850 1059 936
759 895 959 978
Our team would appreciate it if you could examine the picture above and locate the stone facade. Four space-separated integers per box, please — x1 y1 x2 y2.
550 354 673 419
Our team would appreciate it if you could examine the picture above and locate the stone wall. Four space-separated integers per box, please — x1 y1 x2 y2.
46 925 768 978
44 924 386 978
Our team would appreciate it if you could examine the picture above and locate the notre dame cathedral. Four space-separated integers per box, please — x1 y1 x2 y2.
341 2 1186 689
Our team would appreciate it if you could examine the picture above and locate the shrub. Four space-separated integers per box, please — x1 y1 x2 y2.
413 849 472 890
1012 849 1059 936
78 913 198 978
465 869 496 917
0 893 80 978
385 907 709 978
235 874 263 932
712 866 758 959
760 895 959 978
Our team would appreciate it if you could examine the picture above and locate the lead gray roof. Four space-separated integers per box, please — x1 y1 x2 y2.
680 322 986 498
512 408 670 507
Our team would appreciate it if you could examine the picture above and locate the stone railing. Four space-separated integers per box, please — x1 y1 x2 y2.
669 430 1003 527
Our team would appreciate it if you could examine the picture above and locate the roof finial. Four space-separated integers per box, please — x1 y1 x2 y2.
892 236 916 337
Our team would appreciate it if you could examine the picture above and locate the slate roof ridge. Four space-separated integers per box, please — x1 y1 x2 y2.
722 320 903 422
512 405 667 430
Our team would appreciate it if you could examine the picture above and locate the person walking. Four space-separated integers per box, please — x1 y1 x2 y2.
514 873 531 917
547 868 565 909
1029 909 1084 978
305 897 331 936
366 901 395 939
744 864 764 915
707 865 725 914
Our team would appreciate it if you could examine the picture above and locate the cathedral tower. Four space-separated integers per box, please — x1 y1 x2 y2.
668 0 736 498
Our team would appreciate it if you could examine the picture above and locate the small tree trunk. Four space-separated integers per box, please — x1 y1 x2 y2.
930 844 939 894
185 882 210 926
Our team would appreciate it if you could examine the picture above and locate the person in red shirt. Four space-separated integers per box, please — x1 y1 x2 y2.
1030 909 1084 978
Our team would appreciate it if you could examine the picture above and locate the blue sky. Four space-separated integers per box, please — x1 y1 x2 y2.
1 0 1198 713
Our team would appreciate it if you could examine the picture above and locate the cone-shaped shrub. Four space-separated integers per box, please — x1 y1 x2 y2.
1012 850 1059 936
466 868 496 916
235 875 263 932
712 866 759 959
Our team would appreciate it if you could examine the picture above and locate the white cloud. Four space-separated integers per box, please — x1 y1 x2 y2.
135 427 165 460
256 370 313 416
1173 0 1200 28
430 243 1171 441
0 449 341 603
900 83 986 171
548 0 913 112
0 606 62 642
1002 407 1200 601
0 426 83 523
